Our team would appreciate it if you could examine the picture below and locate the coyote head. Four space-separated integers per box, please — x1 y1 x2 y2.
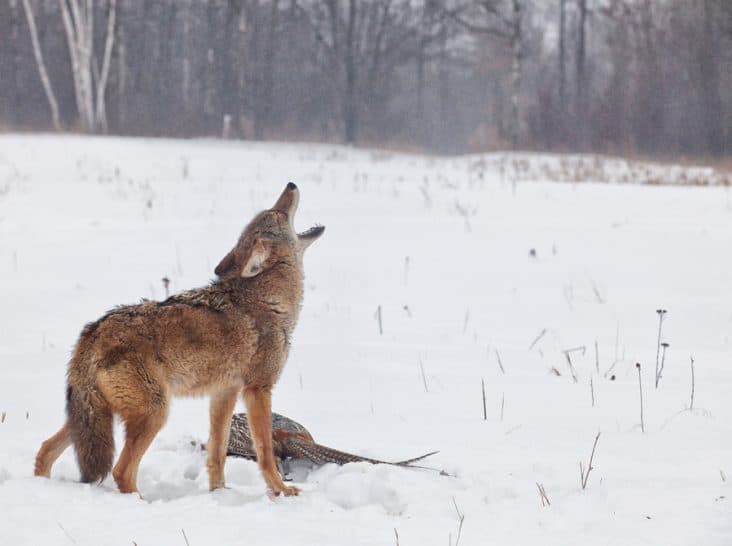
214 182 324 279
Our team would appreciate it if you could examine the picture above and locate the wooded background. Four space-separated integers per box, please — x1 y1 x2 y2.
1 0 730 156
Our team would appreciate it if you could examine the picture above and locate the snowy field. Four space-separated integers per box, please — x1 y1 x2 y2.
0 135 730 545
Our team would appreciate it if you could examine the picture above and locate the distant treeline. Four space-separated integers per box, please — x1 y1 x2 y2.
1 0 730 156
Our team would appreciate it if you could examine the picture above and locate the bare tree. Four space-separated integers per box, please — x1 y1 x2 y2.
21 0 61 130
59 0 117 132
699 0 724 156
4 0 24 125
558 0 566 109
450 0 525 149
575 0 587 127
298 0 430 143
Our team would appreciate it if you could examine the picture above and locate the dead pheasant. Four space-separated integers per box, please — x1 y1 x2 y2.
224 412 438 471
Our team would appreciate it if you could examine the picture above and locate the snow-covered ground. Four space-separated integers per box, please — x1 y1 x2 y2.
0 135 730 545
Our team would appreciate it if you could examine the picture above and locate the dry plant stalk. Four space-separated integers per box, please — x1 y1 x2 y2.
420 359 429 393
563 351 579 383
451 497 465 546
481 379 487 421
636 363 645 433
654 309 667 388
689 356 695 411
57 522 76 544
536 482 551 507
528 328 547 351
495 349 506 374
580 432 601 489
658 342 669 385
590 378 595 408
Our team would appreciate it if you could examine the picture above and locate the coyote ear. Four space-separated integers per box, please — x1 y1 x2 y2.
239 237 270 278
214 248 238 277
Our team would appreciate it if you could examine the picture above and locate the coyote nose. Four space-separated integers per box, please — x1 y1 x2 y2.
273 182 300 214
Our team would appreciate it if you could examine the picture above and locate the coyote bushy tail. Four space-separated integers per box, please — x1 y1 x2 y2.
66 349 114 483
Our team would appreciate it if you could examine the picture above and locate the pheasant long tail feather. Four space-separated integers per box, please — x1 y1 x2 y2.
286 438 437 467
392 450 440 466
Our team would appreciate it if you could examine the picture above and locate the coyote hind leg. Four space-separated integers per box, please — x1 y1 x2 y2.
112 409 167 494
34 423 72 477
99 362 168 495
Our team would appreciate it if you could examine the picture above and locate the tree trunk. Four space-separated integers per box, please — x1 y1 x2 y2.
257 0 280 139
182 1 191 114
94 0 117 133
59 0 94 131
22 0 61 130
9 0 24 125
510 0 523 149
438 23 448 149
221 0 243 136
558 0 566 134
575 0 587 128
343 0 358 144
115 11 127 130
700 0 723 156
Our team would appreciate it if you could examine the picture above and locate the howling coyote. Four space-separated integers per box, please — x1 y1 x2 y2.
34 183 323 497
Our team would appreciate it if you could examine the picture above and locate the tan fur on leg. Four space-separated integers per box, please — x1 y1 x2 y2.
243 387 299 496
207 387 239 490
112 410 167 494
34 423 72 477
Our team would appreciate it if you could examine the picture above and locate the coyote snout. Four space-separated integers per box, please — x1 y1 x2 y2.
34 183 323 497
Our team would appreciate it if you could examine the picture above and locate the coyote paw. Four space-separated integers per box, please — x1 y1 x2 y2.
209 481 230 492
268 484 300 498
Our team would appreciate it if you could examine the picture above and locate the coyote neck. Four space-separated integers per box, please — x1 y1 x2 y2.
219 261 304 336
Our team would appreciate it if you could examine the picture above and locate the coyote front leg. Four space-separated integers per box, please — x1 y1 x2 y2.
243 387 299 496
207 387 239 490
